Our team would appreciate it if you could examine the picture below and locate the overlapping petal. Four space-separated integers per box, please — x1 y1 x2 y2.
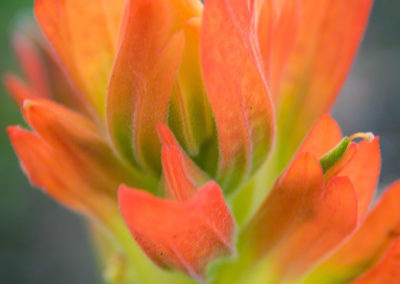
241 153 358 283
299 114 381 221
106 0 185 173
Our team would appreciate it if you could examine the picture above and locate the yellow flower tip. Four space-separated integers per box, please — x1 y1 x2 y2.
349 132 375 143
104 252 126 283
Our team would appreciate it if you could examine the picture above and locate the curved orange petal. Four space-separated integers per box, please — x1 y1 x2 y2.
34 0 115 115
118 181 235 280
106 0 185 172
201 0 275 191
304 181 400 283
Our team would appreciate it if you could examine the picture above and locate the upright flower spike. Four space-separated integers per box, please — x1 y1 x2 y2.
5 0 400 283
201 0 275 191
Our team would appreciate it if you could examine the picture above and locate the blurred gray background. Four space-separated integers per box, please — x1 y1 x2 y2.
0 1 399 283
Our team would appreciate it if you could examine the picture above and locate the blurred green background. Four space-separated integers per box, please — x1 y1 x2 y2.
0 1 399 284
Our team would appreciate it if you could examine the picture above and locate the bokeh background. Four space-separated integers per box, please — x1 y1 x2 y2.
0 1 399 283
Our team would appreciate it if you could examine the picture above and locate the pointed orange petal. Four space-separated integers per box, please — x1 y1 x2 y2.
275 176 358 280
7 126 117 220
304 181 400 283
12 99 147 213
34 0 115 114
201 0 275 190
106 0 185 172
298 114 343 158
246 152 323 257
352 239 400 284
335 138 381 221
162 146 197 201
22 99 99 140
158 124 209 200
158 124 209 189
118 181 235 280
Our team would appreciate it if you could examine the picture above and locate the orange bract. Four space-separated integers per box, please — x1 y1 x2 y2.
5 0 399 283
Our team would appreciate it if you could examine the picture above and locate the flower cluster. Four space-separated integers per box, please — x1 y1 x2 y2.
5 0 400 283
